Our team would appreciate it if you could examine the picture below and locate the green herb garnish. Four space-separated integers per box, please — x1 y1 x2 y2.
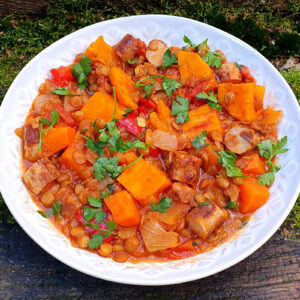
195 91 223 110
38 108 60 150
198 200 210 206
37 210 48 218
192 131 209 149
50 87 79 96
226 200 238 210
150 197 172 213
214 150 245 178
171 95 190 124
72 55 93 89
122 108 133 117
161 48 178 69
52 201 62 220
161 77 182 97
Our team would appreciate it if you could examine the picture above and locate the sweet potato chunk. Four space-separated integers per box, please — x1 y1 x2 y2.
166 151 201 185
186 202 227 239
117 158 171 204
218 83 257 122
85 35 120 67
178 51 214 86
182 104 222 139
109 67 139 110
80 91 124 123
23 158 58 195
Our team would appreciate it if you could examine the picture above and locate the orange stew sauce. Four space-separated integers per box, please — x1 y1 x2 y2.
17 34 282 263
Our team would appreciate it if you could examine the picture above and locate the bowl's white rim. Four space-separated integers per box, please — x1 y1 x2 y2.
0 14 299 286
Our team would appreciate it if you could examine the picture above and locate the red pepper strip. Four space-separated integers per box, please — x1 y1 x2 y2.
52 103 76 127
149 146 161 158
240 65 255 83
138 106 147 115
139 97 157 112
117 112 143 136
137 38 146 57
50 65 75 87
75 207 115 244
185 79 215 102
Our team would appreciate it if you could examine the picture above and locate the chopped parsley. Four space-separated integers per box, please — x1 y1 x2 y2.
182 35 201 50
122 108 133 117
122 58 138 70
192 240 199 247
161 48 178 69
195 91 223 110
50 87 78 96
257 136 288 186
198 200 211 207
192 131 209 149
150 197 172 213
242 221 248 227
37 210 48 218
226 200 238 210
235 62 242 70
171 95 190 124
72 55 93 89
161 77 182 97
198 39 222 68
214 150 245 178
52 201 62 220
38 108 60 150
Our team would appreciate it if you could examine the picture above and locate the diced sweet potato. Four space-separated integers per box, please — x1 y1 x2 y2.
186 202 227 239
109 67 139 110
104 191 140 226
41 126 76 157
178 51 214 87
85 35 120 67
236 153 266 175
218 83 257 122
149 100 172 132
182 104 222 138
80 91 124 123
23 158 58 195
117 158 171 204
59 133 88 175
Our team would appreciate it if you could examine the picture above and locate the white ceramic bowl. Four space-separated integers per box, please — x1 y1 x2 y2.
0 15 299 286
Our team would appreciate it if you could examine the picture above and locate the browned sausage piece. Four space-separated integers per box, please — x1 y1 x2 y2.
166 151 202 185
114 34 138 61
224 125 260 154
23 158 58 195
23 124 40 162
214 62 242 83
186 202 227 239
172 182 196 204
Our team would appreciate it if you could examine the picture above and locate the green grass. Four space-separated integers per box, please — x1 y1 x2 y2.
0 0 299 237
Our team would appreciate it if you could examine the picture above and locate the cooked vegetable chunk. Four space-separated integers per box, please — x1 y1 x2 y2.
215 62 242 83
218 83 257 122
166 151 201 185
23 158 58 195
236 153 265 175
145 39 168 67
117 158 171 204
41 126 76 157
239 177 270 213
81 91 124 123
186 202 227 239
224 125 260 154
178 51 214 86
104 191 140 226
23 124 40 162
109 67 139 110
85 35 120 66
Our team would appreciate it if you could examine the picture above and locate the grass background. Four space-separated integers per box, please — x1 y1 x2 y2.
0 0 299 238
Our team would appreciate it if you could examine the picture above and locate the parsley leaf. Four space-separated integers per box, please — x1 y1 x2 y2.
257 137 288 186
242 221 247 227
227 200 238 210
150 197 172 213
198 200 210 207
52 201 62 220
198 39 222 68
88 233 104 250
235 62 242 70
214 150 245 177
196 91 222 110
122 108 133 117
192 131 209 149
81 135 104 157
161 77 182 97
171 95 190 124
72 55 93 89
37 210 48 218
50 87 78 96
87 196 102 208
182 35 201 50
93 156 122 180
161 49 178 69
38 108 60 150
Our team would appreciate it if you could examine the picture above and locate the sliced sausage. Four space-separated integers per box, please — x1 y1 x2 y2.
23 124 40 162
114 34 139 61
145 39 168 67
186 203 227 240
23 158 58 195
215 62 242 83
172 182 195 204
224 125 260 154
166 151 202 185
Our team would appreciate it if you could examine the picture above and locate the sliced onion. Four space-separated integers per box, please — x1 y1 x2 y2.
118 226 137 239
140 217 179 252
152 129 177 151
33 94 50 113
155 202 183 225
